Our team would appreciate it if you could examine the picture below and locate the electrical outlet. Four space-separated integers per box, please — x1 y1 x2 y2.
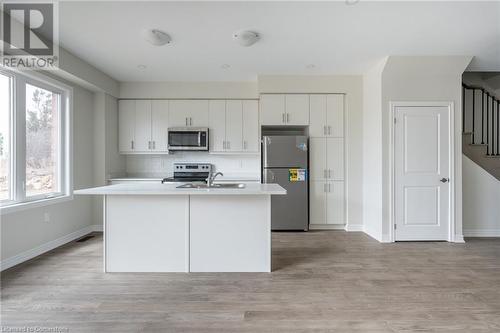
44 212 50 223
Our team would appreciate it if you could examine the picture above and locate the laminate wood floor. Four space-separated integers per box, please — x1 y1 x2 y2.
2 231 500 332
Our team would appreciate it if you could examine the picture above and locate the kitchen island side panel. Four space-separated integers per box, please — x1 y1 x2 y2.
189 195 271 272
105 195 189 272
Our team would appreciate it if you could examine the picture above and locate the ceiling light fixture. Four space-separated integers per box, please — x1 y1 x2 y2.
143 29 171 46
345 0 360 5
306 64 316 69
137 64 147 70
232 30 260 47
221 64 231 70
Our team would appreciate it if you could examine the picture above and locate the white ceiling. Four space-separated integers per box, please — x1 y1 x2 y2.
59 1 500 82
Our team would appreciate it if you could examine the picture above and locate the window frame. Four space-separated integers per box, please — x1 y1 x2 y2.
0 68 73 215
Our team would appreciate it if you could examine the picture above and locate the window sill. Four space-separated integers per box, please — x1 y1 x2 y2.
0 195 73 215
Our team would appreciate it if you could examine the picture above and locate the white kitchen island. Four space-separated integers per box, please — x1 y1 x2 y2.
75 183 286 273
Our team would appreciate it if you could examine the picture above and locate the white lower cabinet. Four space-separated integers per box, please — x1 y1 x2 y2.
310 181 345 225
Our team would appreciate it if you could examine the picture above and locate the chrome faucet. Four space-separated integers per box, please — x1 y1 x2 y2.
206 172 223 187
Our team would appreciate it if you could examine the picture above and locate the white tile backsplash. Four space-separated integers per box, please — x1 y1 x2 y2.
126 153 261 179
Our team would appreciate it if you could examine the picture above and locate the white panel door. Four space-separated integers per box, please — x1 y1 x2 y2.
134 100 152 151
242 100 259 152
285 94 309 125
118 100 135 152
310 138 327 181
394 105 450 241
309 94 327 137
326 181 345 225
225 100 243 151
310 181 327 225
189 100 209 127
326 94 344 137
326 138 344 181
260 94 285 125
169 100 191 127
209 100 226 152
151 100 169 152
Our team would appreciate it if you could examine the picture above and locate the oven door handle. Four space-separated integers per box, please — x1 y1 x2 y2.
198 132 201 146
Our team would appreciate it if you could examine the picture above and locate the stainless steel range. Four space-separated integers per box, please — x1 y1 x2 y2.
161 163 212 183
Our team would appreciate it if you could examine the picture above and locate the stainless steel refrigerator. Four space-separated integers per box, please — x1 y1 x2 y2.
262 135 309 231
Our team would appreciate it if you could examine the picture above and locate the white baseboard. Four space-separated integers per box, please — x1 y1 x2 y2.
463 229 500 237
0 224 102 271
309 224 346 230
344 224 364 232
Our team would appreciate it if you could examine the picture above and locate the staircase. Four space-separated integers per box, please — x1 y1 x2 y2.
462 83 500 180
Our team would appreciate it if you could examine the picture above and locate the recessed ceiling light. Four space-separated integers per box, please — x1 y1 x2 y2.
137 64 147 70
306 64 316 69
221 64 231 70
232 30 260 47
345 0 360 5
143 29 171 46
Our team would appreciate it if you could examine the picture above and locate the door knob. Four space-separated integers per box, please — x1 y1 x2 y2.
440 177 450 183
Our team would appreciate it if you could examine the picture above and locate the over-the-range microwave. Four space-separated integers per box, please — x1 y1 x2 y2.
167 127 209 151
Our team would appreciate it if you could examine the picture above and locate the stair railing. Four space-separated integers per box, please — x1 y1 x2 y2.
462 83 500 156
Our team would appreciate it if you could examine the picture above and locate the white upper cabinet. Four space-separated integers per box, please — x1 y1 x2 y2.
118 100 135 153
151 100 169 152
169 100 209 127
134 100 152 152
225 100 243 152
309 95 327 137
242 100 259 152
326 94 344 137
309 94 344 137
260 94 309 126
260 94 285 125
208 100 226 152
285 94 309 125
118 99 168 154
208 99 259 153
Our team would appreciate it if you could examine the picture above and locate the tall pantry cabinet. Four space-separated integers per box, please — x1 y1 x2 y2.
309 94 345 227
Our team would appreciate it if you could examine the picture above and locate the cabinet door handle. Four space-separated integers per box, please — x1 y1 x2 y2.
153 141 156 149
328 126 332 135
328 169 331 178
244 141 247 150
131 140 134 150
324 169 327 179
323 126 327 136
148 141 151 149
222 141 225 150
286 113 290 123
328 183 331 192
324 183 327 193
190 117 193 126
227 141 230 150
282 113 285 124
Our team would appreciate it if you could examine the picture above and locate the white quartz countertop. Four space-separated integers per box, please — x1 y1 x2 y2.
75 183 286 196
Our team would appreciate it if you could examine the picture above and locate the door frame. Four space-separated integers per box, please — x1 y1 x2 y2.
389 101 456 242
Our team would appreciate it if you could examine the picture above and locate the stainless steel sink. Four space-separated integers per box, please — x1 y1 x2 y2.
176 183 246 189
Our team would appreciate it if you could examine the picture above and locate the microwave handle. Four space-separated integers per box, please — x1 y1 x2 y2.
198 132 201 146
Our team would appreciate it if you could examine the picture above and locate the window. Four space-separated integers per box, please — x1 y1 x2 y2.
0 69 71 212
0 73 12 201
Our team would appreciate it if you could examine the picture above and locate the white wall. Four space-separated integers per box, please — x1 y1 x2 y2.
120 81 258 99
258 75 364 228
126 153 260 180
380 56 472 241
362 59 387 241
462 156 500 236
1 84 96 262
